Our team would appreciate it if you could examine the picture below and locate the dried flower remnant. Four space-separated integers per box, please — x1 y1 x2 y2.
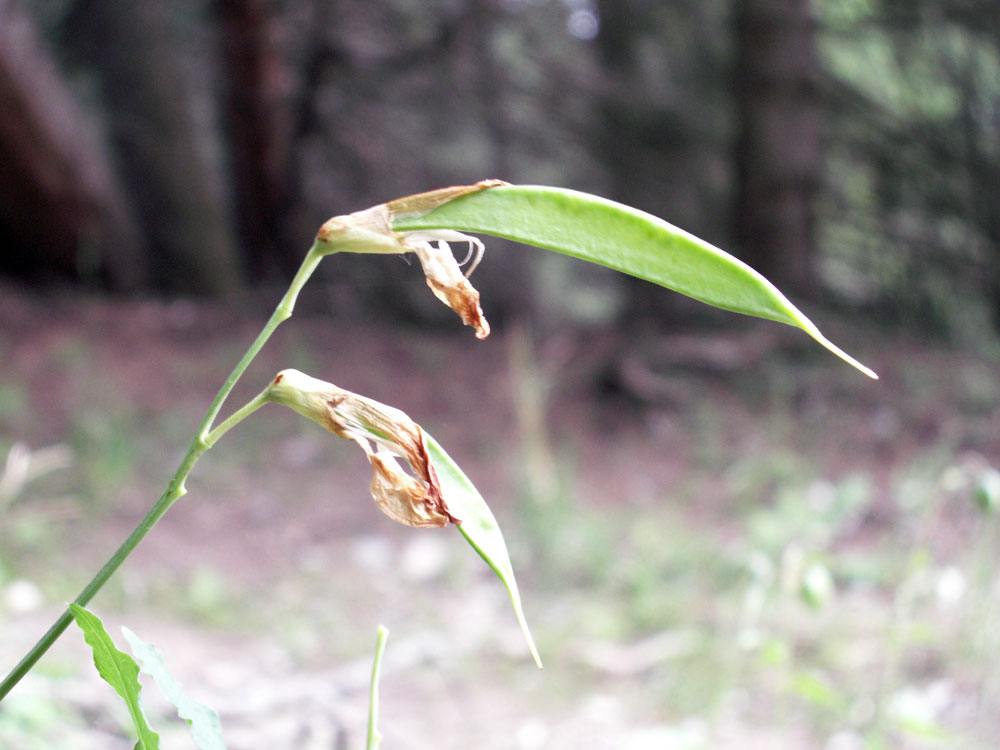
264 369 457 528
403 232 490 339
313 181 505 339
384 179 509 221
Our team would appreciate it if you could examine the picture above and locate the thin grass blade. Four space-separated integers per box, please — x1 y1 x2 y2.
366 625 389 750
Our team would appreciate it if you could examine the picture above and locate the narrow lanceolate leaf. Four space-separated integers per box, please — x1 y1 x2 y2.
424 434 542 669
122 627 227 750
392 184 877 379
69 605 160 750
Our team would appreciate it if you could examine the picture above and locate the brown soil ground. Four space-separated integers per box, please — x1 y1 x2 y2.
1 279 998 749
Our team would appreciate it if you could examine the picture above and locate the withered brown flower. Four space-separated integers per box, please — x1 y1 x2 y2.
264 369 458 528
403 232 490 340
313 182 502 339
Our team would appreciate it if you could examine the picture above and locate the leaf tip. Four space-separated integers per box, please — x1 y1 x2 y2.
513 603 543 670
530 649 544 671
790 315 877 380
816 335 878 380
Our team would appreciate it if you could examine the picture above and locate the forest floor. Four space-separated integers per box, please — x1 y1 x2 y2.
1 279 999 750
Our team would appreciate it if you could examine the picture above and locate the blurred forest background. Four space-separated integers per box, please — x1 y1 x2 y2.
3 1 1000 748
2 0 999 344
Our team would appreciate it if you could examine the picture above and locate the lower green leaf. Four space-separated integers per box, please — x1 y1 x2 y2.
424 434 542 669
122 627 227 750
69 604 160 750
262 368 541 667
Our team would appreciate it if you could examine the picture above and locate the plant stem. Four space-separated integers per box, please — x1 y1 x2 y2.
366 625 390 750
204 390 269 448
194 242 325 445
0 242 327 702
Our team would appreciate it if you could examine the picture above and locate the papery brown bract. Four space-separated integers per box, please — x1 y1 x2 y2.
408 239 490 340
368 451 451 528
312 182 504 339
264 369 457 528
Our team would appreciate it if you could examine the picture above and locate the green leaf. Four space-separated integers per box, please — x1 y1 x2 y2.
122 627 227 750
393 184 876 379
424 434 542 669
69 604 160 750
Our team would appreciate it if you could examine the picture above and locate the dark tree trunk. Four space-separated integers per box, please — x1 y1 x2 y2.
594 0 679 326
962 22 1000 329
594 0 658 214
462 0 537 328
0 0 148 289
595 0 736 327
64 0 242 296
213 0 297 281
733 0 822 297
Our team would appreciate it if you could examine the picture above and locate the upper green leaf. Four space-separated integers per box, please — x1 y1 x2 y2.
69 604 160 750
393 184 876 379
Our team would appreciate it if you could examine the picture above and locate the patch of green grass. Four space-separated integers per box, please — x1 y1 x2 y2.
134 565 255 632
507 405 1000 747
69 409 141 505
0 381 31 430
0 690 91 750
0 442 77 578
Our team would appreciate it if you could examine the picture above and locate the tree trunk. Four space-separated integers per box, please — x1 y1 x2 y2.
64 0 243 296
733 0 822 297
593 0 675 326
0 0 148 289
462 0 538 328
213 0 297 281
595 0 735 326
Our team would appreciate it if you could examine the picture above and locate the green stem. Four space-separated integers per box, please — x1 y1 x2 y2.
196 241 325 445
366 625 390 750
0 242 327 702
204 390 269 448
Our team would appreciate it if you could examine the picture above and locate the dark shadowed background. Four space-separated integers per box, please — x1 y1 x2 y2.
1 1 999 748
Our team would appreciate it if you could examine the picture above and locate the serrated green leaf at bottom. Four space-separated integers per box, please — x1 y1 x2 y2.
122 626 227 750
69 604 160 750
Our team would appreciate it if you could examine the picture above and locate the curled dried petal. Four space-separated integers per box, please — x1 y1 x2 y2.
369 451 451 528
264 369 457 527
404 234 491 339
